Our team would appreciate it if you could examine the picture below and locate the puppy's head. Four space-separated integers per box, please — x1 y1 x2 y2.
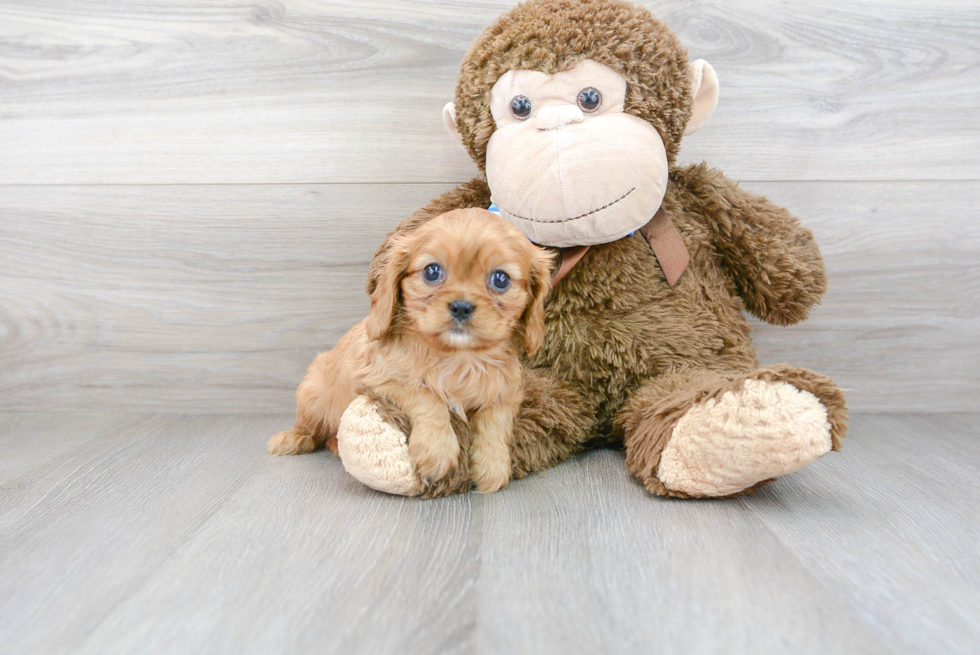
365 208 554 355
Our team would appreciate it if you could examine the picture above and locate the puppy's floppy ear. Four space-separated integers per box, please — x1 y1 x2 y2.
365 236 412 341
521 244 554 357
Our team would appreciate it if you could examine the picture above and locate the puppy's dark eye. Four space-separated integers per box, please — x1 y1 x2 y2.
511 95 532 120
423 263 444 284
577 87 602 112
489 270 511 292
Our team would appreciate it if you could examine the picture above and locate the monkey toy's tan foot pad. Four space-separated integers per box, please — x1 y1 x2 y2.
657 379 832 497
336 395 426 497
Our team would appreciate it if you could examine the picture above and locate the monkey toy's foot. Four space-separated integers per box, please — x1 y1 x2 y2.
657 378 832 496
621 365 847 498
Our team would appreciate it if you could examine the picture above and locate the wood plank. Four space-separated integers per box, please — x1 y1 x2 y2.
743 413 980 654
0 183 442 413
1 412 978 653
0 413 146 485
0 415 271 653
0 413 478 655
0 0 977 184
75 446 479 655
1 181 976 413
478 449 893 654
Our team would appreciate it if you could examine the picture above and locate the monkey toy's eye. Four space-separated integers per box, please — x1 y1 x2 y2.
577 87 602 112
423 263 444 284
488 270 511 292
510 95 532 120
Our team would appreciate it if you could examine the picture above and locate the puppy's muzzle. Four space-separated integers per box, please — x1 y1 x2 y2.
449 300 475 323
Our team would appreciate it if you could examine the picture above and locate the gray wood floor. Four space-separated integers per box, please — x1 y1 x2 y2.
1 413 977 655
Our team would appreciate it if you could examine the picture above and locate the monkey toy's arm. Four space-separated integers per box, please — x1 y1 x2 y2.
674 164 827 327
365 178 491 296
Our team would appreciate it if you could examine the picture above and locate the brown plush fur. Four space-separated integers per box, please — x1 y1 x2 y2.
361 0 847 497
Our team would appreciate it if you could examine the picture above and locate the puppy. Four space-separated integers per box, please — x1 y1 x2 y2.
268 208 553 493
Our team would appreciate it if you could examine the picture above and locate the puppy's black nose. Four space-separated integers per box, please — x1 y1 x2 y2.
449 300 475 322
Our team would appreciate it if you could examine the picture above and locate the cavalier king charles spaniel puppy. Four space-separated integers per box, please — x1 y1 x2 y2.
268 208 553 493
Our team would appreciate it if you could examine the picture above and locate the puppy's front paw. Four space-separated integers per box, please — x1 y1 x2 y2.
267 428 318 456
409 426 461 483
470 447 511 493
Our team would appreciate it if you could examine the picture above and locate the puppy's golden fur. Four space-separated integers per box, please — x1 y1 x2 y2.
268 208 553 493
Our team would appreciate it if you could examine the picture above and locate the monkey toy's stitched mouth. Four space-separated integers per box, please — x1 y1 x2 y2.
500 187 636 224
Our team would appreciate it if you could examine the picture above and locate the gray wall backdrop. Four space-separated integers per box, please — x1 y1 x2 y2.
1 0 977 413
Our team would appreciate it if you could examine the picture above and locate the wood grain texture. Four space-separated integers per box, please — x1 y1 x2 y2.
0 0 978 184
0 414 478 655
745 413 980 655
477 451 892 655
1 412 978 654
1 181 976 413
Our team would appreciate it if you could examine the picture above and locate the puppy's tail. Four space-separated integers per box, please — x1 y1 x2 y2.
267 427 326 456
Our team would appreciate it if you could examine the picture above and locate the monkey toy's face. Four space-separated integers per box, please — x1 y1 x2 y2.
443 57 718 249
485 60 666 248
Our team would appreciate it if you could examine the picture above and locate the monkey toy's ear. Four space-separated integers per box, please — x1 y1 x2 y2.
442 102 468 152
684 59 720 136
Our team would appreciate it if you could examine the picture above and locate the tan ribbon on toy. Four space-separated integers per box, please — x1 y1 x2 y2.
550 206 690 288
638 206 690 287
550 245 591 286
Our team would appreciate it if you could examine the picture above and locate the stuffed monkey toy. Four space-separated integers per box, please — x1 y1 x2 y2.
272 0 848 498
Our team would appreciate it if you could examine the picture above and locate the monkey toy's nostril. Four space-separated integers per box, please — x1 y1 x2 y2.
449 300 475 322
